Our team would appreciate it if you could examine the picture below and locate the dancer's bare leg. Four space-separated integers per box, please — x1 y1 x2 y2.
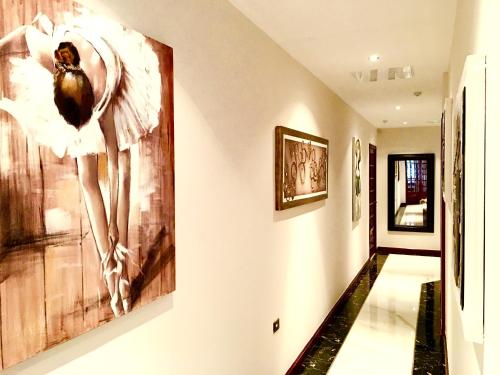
118 149 131 311
77 155 108 258
76 155 120 316
100 105 131 312
117 150 131 247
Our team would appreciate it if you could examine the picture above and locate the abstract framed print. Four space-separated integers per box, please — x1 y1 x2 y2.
275 126 328 211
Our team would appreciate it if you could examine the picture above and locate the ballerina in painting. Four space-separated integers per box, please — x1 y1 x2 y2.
353 138 361 221
0 9 162 316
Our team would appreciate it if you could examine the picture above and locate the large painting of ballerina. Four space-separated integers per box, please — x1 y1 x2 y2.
0 0 174 369
275 126 328 210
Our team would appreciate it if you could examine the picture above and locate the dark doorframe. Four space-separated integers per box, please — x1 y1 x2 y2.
369 144 377 257
440 113 446 335
441 199 446 335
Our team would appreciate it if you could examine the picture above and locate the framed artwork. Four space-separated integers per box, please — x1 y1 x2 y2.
452 54 485 343
352 137 361 221
275 126 328 210
452 89 465 301
0 0 175 369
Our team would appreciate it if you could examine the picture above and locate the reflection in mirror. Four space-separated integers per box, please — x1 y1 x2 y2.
388 154 434 233
394 160 428 227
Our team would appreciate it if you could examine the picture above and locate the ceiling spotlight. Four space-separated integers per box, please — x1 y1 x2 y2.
382 120 388 124
395 105 401 110
369 54 380 62
403 121 408 125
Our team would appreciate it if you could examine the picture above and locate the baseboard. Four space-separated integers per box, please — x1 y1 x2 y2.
285 254 375 375
377 246 441 257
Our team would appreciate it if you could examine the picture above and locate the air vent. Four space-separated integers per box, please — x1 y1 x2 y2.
351 65 414 82
388 65 414 80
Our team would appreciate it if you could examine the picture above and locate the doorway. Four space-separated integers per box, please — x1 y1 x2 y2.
369 144 377 256
405 159 428 205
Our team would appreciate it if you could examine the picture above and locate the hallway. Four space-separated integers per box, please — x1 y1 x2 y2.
292 254 443 375
1 0 499 374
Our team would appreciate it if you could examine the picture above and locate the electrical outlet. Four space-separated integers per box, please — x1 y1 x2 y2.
273 318 280 333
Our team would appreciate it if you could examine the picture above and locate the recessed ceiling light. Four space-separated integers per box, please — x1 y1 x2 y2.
395 105 401 110
369 54 380 62
403 121 408 125
382 120 388 124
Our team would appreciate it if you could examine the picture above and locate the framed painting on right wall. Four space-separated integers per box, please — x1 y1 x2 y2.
452 54 486 343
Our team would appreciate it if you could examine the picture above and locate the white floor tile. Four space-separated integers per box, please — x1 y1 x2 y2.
327 254 440 375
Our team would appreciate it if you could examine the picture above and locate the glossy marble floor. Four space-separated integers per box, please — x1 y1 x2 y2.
328 254 440 374
398 203 426 226
292 254 444 375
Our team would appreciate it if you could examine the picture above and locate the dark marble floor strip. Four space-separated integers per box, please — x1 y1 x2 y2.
290 254 388 375
413 280 446 375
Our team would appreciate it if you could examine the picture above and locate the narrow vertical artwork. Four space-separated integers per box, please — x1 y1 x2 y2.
352 137 361 221
452 88 465 309
453 55 485 343
0 0 175 369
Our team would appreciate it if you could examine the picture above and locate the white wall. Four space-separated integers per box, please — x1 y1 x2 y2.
444 0 500 374
2 1 376 374
376 127 441 250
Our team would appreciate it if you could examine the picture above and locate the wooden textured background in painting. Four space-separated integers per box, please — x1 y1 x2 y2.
0 0 175 369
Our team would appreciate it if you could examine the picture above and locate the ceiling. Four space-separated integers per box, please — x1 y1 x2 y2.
229 0 457 128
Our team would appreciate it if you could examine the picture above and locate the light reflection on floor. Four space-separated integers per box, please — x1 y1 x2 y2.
397 203 426 226
327 255 441 375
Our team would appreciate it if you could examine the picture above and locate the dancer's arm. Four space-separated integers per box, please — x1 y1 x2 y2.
0 25 28 49
0 14 54 72
25 25 53 72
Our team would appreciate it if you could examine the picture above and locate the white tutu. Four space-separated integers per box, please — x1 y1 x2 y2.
0 9 162 158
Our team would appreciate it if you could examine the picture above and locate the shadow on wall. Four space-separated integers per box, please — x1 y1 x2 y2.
273 200 325 222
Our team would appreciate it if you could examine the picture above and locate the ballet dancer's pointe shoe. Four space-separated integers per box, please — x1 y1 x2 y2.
109 285 121 317
115 244 131 314
102 249 122 317
119 278 131 314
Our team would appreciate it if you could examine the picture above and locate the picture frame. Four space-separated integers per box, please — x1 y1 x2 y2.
452 54 486 343
0 0 175 369
352 137 362 221
275 126 328 210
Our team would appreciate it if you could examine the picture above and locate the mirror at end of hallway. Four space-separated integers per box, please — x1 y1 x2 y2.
387 154 435 233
